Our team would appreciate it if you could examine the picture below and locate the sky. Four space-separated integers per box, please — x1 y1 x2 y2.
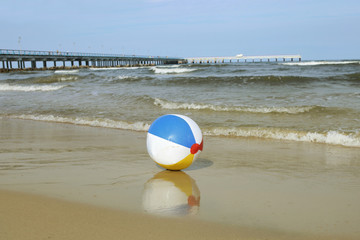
1 0 359 60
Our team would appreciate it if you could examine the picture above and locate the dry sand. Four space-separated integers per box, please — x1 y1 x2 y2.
1 118 359 239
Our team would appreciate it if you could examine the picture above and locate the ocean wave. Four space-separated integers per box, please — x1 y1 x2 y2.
121 66 150 70
155 65 182 68
11 114 150 131
0 83 65 92
109 75 147 83
6 74 81 84
39 75 79 83
151 67 197 74
204 127 360 147
282 61 360 66
54 70 79 74
154 98 316 114
56 76 79 82
155 75 316 86
8 114 360 147
342 72 360 82
159 73 360 86
117 75 139 80
89 67 122 71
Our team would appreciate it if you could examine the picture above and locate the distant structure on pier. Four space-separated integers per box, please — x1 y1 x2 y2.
187 54 302 64
0 49 185 71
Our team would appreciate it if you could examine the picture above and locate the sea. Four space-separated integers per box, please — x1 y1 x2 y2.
1 60 360 147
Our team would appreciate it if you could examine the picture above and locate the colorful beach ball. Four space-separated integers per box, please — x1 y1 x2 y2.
147 114 203 170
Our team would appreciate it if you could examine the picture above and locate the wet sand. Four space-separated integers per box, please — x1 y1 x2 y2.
1 118 359 239
1 189 291 240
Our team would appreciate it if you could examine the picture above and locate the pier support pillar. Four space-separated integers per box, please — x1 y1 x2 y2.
299 58 301 61
291 58 293 62
31 61 36 69
71 61 74 66
54 61 57 67
63 61 66 67
78 61 82 66
86 61 89 66
43 61 47 68
6 61 9 69
10 61 13 69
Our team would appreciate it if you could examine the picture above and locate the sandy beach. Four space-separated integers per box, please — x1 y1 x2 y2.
1 118 359 239
1 189 288 240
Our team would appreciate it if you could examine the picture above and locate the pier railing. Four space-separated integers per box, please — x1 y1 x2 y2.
0 48 178 60
0 48 185 71
187 54 302 63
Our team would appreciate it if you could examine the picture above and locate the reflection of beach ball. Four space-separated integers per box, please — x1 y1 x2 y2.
142 171 200 216
147 114 203 170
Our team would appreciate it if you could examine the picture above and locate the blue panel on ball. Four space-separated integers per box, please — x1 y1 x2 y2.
148 115 195 148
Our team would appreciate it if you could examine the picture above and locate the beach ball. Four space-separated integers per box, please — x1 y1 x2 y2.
147 114 203 170
142 171 200 216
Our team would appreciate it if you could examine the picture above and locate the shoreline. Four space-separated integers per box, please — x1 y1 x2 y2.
1 118 359 239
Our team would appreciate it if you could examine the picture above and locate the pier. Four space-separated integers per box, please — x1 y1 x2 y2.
0 49 185 71
187 54 302 64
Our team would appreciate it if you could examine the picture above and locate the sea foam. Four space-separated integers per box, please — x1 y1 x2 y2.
151 67 196 74
90 67 123 71
117 75 139 80
282 61 360 66
154 98 315 114
12 114 150 132
9 114 360 147
204 127 360 147
54 70 79 74
0 84 65 92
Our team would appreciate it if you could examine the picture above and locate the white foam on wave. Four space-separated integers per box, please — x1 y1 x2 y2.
151 67 196 74
122 66 150 70
204 127 360 147
282 61 360 66
9 114 360 147
90 67 122 71
58 76 79 82
12 114 150 132
156 64 182 68
154 98 315 114
117 75 138 80
54 70 79 74
0 84 65 92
